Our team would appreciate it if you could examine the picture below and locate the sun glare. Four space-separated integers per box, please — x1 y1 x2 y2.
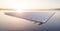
1 0 30 13
15 4 28 13
15 9 24 13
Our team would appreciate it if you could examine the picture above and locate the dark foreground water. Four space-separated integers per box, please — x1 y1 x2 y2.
0 10 60 31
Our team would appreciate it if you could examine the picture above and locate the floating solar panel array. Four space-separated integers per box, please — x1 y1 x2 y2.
5 12 55 25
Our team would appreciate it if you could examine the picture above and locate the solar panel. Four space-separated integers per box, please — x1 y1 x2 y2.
5 12 55 25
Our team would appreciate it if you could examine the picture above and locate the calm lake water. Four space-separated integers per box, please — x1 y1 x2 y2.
0 10 60 31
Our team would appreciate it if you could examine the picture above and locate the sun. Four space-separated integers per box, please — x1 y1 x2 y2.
2 0 30 12
11 3 28 12
15 9 24 13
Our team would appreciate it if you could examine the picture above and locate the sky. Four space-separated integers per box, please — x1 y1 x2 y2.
0 0 60 9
